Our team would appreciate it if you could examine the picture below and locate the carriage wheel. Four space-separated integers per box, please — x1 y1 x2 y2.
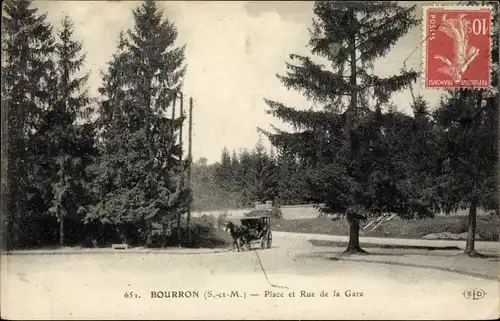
266 231 272 249
260 236 266 249
244 238 251 250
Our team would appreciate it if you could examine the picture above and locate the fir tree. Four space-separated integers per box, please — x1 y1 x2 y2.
433 1 498 256
275 151 312 205
235 149 255 206
2 0 56 248
366 100 439 220
261 1 419 254
251 138 278 203
88 0 188 246
231 150 239 170
33 15 96 246
214 147 234 192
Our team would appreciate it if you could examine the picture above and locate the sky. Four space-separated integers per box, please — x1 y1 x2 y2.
34 0 445 164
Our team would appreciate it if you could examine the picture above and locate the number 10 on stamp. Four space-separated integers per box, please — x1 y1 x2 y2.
423 6 493 89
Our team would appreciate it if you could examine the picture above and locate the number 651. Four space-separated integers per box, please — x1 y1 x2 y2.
124 291 135 298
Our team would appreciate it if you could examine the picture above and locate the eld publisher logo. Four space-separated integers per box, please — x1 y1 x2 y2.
463 288 486 300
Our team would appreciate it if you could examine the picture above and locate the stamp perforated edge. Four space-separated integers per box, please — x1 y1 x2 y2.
421 3 495 90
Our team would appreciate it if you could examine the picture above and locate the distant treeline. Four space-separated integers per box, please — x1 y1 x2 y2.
191 140 321 211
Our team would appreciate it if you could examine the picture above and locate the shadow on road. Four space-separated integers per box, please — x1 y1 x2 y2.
301 251 405 258
295 249 500 282
308 239 461 251
227 246 280 253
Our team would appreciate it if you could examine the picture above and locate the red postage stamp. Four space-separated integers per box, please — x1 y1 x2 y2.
423 5 493 89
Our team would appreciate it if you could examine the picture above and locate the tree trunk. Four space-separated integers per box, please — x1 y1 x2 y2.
116 226 126 244
176 212 182 247
59 213 64 247
13 201 20 249
342 15 366 256
349 14 357 121
464 198 478 256
161 222 167 247
146 229 152 248
343 218 368 255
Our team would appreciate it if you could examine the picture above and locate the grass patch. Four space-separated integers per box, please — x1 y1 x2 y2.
271 212 499 241
308 239 461 250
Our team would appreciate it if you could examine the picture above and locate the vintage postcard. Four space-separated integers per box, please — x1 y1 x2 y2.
1 1 499 320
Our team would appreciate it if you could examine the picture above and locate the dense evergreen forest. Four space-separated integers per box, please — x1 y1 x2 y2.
1 0 498 255
191 137 320 211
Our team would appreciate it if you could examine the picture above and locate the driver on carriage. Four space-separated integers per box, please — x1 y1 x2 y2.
255 220 264 238
244 219 259 238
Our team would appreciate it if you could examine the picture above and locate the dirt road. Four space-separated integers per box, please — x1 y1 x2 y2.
1 232 498 320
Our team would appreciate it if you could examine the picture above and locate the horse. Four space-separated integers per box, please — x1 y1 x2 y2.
225 221 250 252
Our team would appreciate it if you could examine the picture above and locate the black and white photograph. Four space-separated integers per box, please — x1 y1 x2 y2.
1 0 499 319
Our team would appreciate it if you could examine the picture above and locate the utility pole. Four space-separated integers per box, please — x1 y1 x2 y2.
187 97 193 241
168 89 178 246
178 92 184 245
179 92 184 152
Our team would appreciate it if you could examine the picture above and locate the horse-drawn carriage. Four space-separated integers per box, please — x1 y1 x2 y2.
225 213 273 251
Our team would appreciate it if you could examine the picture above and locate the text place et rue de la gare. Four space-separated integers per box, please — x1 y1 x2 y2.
148 289 365 299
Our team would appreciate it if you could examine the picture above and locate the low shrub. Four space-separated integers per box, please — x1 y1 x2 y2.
216 211 229 229
179 217 233 248
147 217 233 248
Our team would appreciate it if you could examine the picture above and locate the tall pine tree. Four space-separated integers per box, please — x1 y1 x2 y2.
261 1 419 254
250 138 278 203
2 0 56 248
33 15 96 246
88 0 188 246
275 151 314 205
433 1 498 256
214 147 234 192
366 99 439 220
